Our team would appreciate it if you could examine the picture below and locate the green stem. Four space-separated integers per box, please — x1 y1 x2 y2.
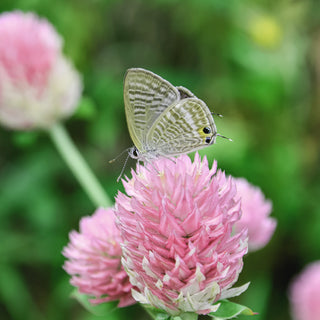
48 123 112 208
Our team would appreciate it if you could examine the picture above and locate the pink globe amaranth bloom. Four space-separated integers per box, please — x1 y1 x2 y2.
0 11 82 130
62 207 136 307
115 153 249 315
233 178 276 252
289 261 320 320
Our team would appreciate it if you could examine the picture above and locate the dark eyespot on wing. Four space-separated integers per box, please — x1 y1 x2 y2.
203 127 211 134
205 137 212 144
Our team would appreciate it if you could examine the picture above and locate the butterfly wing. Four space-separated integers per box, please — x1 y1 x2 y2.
146 98 217 156
176 86 196 99
124 68 180 152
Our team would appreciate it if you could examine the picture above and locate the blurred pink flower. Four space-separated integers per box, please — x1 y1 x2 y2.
233 178 276 252
115 154 248 315
63 207 135 307
0 11 82 130
289 261 320 320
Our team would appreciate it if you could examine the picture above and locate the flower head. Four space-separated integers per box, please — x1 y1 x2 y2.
233 178 276 252
115 154 248 315
63 207 135 307
0 11 82 130
289 261 320 320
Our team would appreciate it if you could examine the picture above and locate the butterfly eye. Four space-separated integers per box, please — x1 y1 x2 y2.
205 137 212 144
132 148 138 158
203 127 211 134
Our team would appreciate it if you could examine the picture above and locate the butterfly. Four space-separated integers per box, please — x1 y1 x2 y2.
123 68 220 163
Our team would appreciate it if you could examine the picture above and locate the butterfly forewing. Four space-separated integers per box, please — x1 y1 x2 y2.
146 98 217 156
176 86 196 99
124 68 180 152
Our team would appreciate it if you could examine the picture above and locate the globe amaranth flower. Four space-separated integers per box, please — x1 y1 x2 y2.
63 207 135 307
233 177 276 252
0 11 82 130
289 261 320 320
115 153 248 315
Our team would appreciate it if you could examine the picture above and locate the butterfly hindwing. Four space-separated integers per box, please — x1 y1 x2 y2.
146 98 217 156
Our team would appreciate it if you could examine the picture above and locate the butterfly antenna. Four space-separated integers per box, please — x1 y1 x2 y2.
109 147 131 164
216 133 233 142
211 112 223 118
116 152 131 182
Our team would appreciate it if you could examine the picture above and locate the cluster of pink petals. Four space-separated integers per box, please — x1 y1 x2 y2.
289 261 320 320
62 207 135 308
0 11 82 130
115 153 248 315
233 178 276 252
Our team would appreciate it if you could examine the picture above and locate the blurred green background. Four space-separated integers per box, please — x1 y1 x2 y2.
0 0 319 319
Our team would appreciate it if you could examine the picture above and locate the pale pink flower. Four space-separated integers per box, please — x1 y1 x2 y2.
233 177 276 252
289 261 320 320
0 11 82 130
63 207 135 307
115 154 248 315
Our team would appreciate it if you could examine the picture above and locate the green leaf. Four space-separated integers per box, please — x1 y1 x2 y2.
143 304 199 320
71 289 118 316
208 300 256 319
143 305 170 320
156 314 171 320
173 313 198 320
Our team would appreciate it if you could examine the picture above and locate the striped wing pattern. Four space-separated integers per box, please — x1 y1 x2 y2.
147 98 217 156
124 68 179 152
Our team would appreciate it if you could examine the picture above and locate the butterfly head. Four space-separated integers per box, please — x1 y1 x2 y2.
129 146 140 159
199 126 217 145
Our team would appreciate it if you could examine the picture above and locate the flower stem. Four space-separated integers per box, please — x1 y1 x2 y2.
48 123 112 208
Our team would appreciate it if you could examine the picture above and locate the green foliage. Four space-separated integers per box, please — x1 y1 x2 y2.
0 0 319 319
209 300 255 319
146 308 198 320
74 97 97 121
71 290 118 316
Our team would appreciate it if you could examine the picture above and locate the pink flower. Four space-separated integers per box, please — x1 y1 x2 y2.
289 261 320 320
233 178 276 252
0 11 82 130
62 207 135 307
115 154 248 315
